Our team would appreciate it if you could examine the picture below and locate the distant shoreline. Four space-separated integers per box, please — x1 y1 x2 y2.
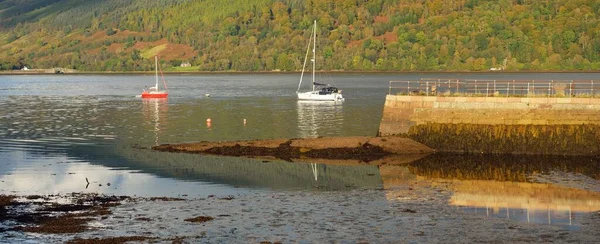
2 70 600 75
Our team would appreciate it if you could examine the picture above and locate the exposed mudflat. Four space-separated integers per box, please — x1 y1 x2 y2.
152 136 434 163
1 179 599 243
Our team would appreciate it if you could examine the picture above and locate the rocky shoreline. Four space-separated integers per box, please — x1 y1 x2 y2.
2 182 599 243
152 136 434 164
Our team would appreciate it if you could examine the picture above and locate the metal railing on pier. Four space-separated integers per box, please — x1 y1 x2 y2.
389 79 600 97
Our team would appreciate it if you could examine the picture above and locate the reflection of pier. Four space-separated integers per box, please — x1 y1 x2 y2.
449 180 600 213
380 154 600 228
296 100 343 138
448 179 600 226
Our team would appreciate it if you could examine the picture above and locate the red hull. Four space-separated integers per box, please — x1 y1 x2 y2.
141 92 168 98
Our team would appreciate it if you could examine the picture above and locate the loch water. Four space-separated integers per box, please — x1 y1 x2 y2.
1 72 600 229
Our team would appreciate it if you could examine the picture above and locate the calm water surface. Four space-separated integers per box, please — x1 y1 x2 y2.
1 72 600 229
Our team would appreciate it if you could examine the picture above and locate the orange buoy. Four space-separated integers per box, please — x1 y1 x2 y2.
206 118 212 123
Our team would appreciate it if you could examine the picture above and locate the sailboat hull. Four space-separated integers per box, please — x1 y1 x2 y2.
141 91 168 98
297 91 344 101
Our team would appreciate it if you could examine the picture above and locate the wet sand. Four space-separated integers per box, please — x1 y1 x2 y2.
2 180 599 243
3 137 600 242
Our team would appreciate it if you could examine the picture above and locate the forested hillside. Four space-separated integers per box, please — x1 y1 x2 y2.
1 0 600 72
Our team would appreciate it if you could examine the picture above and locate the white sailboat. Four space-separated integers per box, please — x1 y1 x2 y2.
296 20 344 102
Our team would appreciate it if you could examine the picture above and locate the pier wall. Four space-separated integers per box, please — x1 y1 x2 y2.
379 95 600 155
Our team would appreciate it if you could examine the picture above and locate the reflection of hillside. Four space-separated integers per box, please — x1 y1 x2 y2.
116 145 383 190
407 153 600 182
63 141 384 191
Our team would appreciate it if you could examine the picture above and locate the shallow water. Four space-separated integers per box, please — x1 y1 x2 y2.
1 73 600 230
0 73 393 197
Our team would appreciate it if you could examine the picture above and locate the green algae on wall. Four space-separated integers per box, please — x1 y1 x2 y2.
406 123 600 156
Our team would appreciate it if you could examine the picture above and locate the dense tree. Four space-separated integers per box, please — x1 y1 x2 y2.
1 0 600 71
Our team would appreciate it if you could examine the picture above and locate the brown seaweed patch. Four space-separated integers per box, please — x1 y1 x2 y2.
304 143 391 162
0 195 15 207
20 215 92 234
0 195 16 223
203 141 300 161
149 197 185 201
65 236 156 244
185 216 214 223
156 140 392 162
2 194 127 234
25 195 44 200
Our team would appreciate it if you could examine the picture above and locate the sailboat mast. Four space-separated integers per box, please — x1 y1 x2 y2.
297 24 313 93
312 20 316 92
154 56 159 89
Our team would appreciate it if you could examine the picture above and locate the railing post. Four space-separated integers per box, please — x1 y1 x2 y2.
494 80 496 94
569 82 572 98
456 79 459 94
389 81 391 95
527 83 530 97
426 81 429 96
548 82 551 97
486 83 489 97
507 82 509 97
512 80 515 96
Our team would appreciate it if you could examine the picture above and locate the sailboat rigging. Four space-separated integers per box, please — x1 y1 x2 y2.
296 20 344 102
141 56 168 99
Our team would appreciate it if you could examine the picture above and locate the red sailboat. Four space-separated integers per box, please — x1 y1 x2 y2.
141 56 168 99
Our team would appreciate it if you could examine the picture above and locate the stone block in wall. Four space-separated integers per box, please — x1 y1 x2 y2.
507 97 521 103
531 120 548 125
557 98 572 104
422 96 437 102
422 101 434 108
517 119 533 124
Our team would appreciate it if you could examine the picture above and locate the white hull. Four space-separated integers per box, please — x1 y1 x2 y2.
297 91 344 101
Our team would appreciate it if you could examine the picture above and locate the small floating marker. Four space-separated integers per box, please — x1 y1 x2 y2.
206 118 212 123
243 119 246 125
205 93 211 97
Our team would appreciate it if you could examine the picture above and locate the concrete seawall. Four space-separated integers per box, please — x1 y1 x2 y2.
379 95 600 155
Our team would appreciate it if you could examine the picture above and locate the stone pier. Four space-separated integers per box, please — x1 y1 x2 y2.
379 95 600 155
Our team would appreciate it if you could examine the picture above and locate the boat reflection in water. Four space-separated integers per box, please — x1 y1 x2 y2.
141 98 168 146
390 154 600 229
296 100 343 186
296 100 343 138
